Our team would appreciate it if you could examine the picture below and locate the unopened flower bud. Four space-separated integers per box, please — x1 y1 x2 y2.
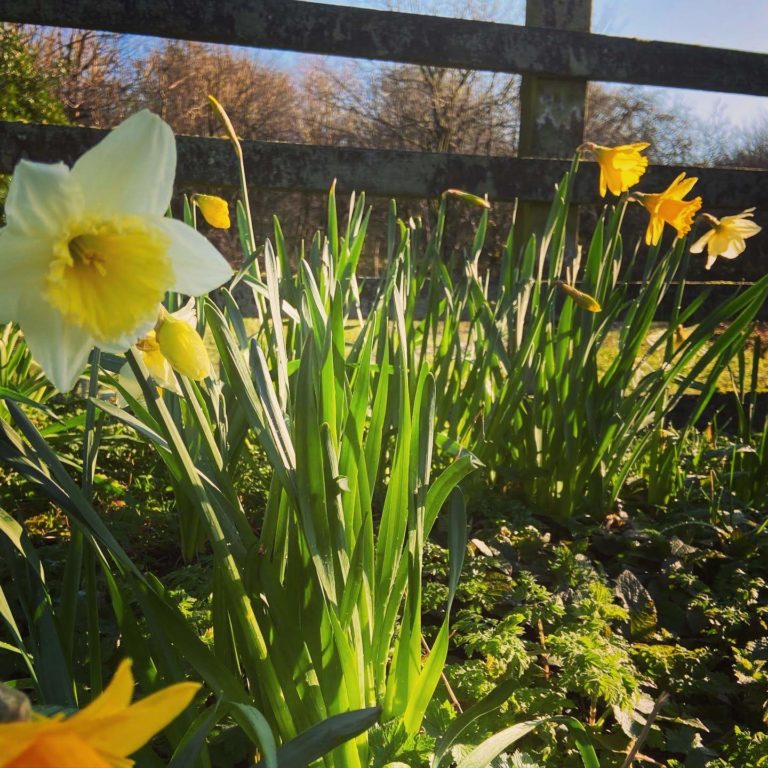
156 314 211 380
194 194 231 229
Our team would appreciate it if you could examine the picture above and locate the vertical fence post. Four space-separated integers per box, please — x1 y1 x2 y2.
517 0 592 255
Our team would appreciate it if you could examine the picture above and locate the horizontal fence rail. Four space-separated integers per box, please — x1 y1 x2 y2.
2 121 767 209
7 0 768 96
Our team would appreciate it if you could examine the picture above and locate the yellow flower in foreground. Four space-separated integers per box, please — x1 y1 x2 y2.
193 194 231 229
635 173 703 246
582 141 650 197
0 110 232 392
690 208 762 269
0 659 200 767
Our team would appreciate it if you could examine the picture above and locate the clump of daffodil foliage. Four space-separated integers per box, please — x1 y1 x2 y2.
0 108 767 768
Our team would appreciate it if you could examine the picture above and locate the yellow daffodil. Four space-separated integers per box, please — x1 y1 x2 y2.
0 659 200 767
581 141 650 197
635 173 703 246
0 110 232 392
119 299 210 399
689 208 762 269
193 194 231 228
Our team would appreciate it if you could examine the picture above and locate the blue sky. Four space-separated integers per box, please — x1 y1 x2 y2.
596 0 768 126
293 0 768 129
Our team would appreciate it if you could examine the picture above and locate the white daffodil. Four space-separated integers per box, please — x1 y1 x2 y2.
0 110 232 392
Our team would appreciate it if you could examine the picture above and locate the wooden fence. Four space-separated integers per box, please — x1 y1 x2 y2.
2 0 768 277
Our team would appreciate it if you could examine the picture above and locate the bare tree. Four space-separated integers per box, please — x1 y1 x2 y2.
298 59 519 155
722 113 768 169
27 27 127 126
586 84 698 164
130 41 301 141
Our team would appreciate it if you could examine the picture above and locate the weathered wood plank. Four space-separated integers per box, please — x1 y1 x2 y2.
518 0 592 257
4 0 768 96
519 0 592 156
1 121 766 209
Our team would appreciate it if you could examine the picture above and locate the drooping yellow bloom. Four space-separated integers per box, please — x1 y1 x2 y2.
119 299 210 399
193 194 231 229
635 173 703 246
155 307 211 381
0 110 232 392
582 141 650 197
689 208 762 269
0 659 200 767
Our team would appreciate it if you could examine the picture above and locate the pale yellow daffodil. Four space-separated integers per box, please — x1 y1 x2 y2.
193 194 231 229
581 141 650 197
690 208 762 269
635 173 703 246
0 110 232 392
0 659 200 767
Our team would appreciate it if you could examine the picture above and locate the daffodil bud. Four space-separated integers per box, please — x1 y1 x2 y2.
556 281 602 312
194 194 231 229
155 314 211 380
441 189 492 209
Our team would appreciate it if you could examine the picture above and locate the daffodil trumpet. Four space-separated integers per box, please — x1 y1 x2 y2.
634 172 703 246
0 110 232 392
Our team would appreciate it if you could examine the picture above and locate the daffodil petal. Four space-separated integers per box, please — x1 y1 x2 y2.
646 215 664 246
154 218 232 295
3 729 112 768
171 297 198 328
598 170 607 198
0 229 49 321
4 161 83 239
19 304 94 392
727 219 762 237
0 719 59 765
667 174 698 200
70 682 201 758
97 317 157 355
689 229 714 254
69 660 134 724
144 347 180 391
720 207 755 223
71 111 175 218
719 239 745 260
